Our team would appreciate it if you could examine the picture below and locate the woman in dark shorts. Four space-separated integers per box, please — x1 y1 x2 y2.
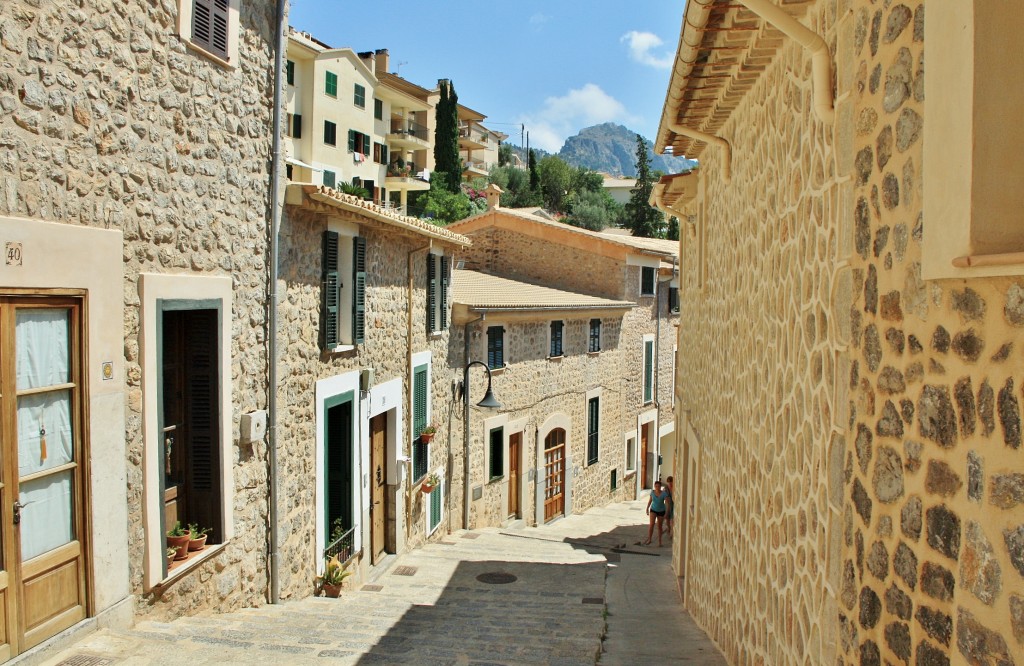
643 480 671 546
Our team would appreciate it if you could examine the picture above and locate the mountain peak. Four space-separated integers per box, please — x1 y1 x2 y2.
558 124 695 177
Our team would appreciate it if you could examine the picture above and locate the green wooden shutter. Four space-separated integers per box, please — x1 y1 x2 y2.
352 236 366 344
413 365 428 479
587 397 599 465
440 255 449 330
348 129 356 151
643 340 654 402
429 478 442 530
322 231 339 349
325 398 353 536
426 254 436 334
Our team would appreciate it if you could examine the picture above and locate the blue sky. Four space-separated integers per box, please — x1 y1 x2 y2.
287 1 683 153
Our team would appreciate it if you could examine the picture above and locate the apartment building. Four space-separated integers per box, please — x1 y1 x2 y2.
655 1 1024 664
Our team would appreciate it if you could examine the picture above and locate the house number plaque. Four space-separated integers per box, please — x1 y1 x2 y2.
6 242 22 266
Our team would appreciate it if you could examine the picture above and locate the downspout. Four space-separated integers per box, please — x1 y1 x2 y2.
653 270 662 482
735 0 835 124
463 313 485 529
668 123 732 184
406 242 432 545
267 0 286 605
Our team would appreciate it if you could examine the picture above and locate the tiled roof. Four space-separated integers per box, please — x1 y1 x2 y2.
656 0 813 158
450 209 677 259
298 185 471 246
453 270 634 311
596 229 680 256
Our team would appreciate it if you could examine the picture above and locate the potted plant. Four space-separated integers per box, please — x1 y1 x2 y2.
420 471 441 494
420 423 438 443
166 521 191 560
187 523 210 551
166 547 177 569
319 554 351 598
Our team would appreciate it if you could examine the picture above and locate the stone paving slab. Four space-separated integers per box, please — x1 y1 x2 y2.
38 500 724 665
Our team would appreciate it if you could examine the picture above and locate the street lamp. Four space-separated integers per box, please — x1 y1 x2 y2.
461 360 502 529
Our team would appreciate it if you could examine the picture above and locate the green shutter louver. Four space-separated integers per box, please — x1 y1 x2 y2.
348 129 356 152
429 477 442 530
643 340 654 402
440 255 449 330
322 231 340 349
352 236 366 344
427 254 436 334
413 365 428 480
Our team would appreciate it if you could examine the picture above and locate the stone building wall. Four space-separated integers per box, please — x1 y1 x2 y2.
460 226 628 299
451 314 632 529
0 0 277 619
275 205 459 599
671 2 852 663
841 2 1024 664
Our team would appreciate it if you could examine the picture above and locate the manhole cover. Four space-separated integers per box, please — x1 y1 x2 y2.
55 656 116 666
476 572 517 584
360 584 383 592
392 566 417 576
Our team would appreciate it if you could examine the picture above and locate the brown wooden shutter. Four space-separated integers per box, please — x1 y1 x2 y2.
185 309 221 541
192 0 230 60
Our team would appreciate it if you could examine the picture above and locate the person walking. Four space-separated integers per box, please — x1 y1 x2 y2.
664 476 675 537
643 481 671 546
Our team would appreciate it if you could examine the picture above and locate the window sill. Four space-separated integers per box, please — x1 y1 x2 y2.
952 251 1024 270
624 471 636 480
153 542 227 591
180 39 235 70
488 476 504 485
327 344 356 355
547 354 563 362
587 350 601 357
488 366 506 376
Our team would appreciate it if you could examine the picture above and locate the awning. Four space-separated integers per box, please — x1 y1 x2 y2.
285 157 322 172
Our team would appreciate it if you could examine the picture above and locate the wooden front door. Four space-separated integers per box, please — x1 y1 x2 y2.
543 429 565 523
0 298 89 659
369 413 387 564
640 423 650 490
507 432 520 519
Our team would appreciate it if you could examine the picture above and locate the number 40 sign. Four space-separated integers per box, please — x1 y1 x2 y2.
6 242 22 266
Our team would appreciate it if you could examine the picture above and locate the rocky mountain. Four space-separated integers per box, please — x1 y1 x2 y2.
557 123 696 177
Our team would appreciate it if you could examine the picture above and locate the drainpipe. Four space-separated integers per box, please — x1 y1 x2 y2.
462 314 485 529
735 0 835 124
406 242 432 545
267 0 286 605
668 123 732 184
653 270 662 482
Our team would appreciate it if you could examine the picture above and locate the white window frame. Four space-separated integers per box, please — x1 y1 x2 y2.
585 386 602 466
314 370 362 571
625 435 636 473
140 273 234 590
923 3 1024 279
410 351 433 481
486 324 506 370
483 412 509 483
176 0 241 68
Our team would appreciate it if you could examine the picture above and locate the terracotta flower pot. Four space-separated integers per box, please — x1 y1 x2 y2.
167 532 191 560
420 432 434 444
322 582 342 598
420 482 435 494
188 534 208 551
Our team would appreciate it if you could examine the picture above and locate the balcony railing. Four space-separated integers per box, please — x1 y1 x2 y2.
324 525 357 565
388 161 421 177
390 120 428 141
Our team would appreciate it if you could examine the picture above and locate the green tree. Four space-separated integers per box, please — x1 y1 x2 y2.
666 216 679 241
433 80 461 194
498 143 513 167
565 189 618 231
624 134 664 238
528 149 540 193
538 155 572 212
423 172 471 224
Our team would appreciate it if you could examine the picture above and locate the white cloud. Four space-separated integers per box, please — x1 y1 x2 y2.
529 13 550 27
517 84 638 153
620 30 674 69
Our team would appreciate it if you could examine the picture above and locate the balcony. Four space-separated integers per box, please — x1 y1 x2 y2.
462 158 488 178
324 524 357 566
458 124 487 150
388 119 430 149
386 162 431 192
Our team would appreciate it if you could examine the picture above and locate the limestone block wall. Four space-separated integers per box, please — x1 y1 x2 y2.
451 315 633 529
0 0 277 619
840 1 1024 664
276 207 459 599
460 226 627 300
672 2 852 663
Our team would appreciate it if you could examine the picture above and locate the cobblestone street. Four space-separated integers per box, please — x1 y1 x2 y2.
38 500 723 665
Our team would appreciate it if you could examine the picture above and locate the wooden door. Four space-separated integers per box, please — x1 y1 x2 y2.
543 429 565 523
0 298 89 658
369 414 387 564
640 423 650 490
507 433 520 519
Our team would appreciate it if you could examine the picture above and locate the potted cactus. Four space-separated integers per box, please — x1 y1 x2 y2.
319 554 351 598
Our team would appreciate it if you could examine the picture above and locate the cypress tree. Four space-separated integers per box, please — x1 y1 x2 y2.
624 134 664 238
528 149 539 193
433 79 461 194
